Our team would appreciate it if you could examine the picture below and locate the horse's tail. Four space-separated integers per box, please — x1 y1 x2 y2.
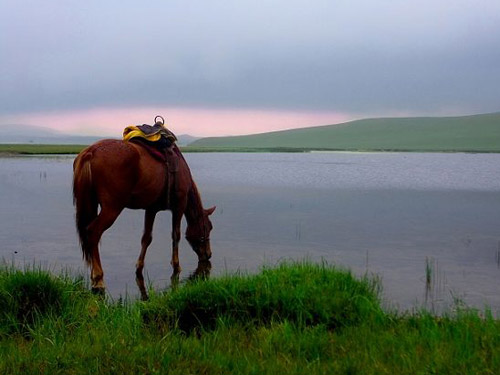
72 151 97 265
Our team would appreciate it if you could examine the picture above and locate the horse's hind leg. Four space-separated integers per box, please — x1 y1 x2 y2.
171 209 183 274
86 206 122 292
135 209 157 300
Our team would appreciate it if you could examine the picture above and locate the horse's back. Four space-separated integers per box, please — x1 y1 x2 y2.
76 139 139 177
74 139 172 209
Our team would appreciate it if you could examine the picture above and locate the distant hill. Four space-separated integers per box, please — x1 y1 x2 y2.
191 112 500 152
0 124 105 145
0 124 200 146
176 134 200 146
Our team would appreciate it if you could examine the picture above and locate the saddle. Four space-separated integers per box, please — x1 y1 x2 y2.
123 116 179 164
123 116 182 206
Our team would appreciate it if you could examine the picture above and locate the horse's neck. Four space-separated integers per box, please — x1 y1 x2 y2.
185 181 204 225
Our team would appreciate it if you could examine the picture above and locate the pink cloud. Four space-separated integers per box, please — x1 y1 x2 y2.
0 106 355 137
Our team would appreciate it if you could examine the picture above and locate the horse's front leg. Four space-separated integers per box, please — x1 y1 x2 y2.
135 209 157 276
171 210 183 274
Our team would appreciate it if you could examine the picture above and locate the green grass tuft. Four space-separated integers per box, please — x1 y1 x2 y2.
143 261 383 332
0 265 91 337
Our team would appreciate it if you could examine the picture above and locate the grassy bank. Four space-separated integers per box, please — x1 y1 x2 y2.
3 143 500 155
0 144 311 155
0 143 294 155
1 261 498 374
0 144 87 155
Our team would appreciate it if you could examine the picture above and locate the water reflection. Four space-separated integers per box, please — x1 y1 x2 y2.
497 242 500 269
136 260 212 301
135 268 148 301
424 257 448 313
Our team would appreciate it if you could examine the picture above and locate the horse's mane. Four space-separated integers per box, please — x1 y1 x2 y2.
175 145 204 222
186 179 204 224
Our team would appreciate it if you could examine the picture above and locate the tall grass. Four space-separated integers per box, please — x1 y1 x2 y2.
0 261 499 374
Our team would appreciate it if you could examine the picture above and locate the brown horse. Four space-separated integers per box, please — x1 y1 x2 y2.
72 139 215 292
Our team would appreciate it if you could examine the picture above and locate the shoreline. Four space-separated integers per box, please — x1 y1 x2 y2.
1 144 500 155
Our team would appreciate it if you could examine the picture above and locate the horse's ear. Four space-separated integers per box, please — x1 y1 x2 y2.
205 206 216 216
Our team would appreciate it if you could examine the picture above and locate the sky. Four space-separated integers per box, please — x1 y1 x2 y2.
1 0 500 137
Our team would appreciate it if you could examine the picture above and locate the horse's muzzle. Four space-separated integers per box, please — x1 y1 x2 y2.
201 243 212 261
200 249 212 261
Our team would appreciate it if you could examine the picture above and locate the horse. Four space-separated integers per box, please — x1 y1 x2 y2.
72 138 215 293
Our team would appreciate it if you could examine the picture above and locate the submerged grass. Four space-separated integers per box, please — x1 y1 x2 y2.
1 261 499 374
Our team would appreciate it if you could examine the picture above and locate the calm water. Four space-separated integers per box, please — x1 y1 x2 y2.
1 152 499 313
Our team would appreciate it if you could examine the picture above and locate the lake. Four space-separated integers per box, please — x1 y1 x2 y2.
1 152 499 313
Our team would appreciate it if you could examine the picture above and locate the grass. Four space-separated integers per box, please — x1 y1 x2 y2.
3 142 499 155
0 143 304 155
0 144 313 155
0 144 87 155
1 261 499 374
142 261 383 332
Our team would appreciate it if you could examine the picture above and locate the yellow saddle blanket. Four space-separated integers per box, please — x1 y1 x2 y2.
123 122 177 143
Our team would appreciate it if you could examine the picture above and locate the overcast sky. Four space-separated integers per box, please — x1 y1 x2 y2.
1 0 499 136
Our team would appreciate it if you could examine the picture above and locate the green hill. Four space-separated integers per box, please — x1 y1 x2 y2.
190 112 500 152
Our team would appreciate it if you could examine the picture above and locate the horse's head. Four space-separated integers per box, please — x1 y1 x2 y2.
185 206 215 261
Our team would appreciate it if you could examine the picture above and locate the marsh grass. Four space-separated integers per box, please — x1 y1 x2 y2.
1 261 499 374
